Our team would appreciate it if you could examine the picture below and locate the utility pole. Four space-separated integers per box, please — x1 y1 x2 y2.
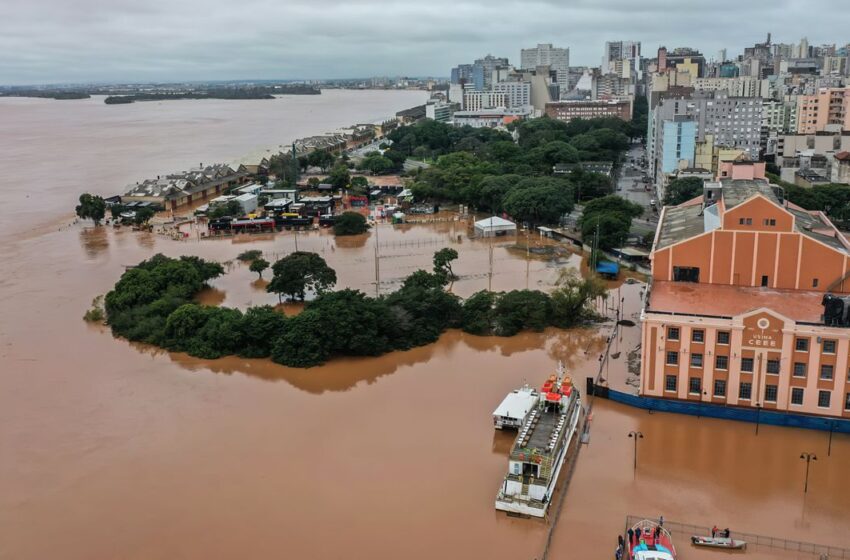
290 142 299 187
525 228 530 290
628 431 644 475
800 452 817 494
375 219 380 297
488 244 494 292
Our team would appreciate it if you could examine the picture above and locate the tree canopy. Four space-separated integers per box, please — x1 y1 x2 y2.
76 193 106 225
333 211 368 236
266 251 337 301
580 195 644 250
102 250 608 369
663 177 704 206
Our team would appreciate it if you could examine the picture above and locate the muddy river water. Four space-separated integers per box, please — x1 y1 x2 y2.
1 93 849 559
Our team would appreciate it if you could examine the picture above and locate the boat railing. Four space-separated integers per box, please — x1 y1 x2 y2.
625 515 850 559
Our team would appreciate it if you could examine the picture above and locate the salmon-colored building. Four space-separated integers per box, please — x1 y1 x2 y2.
641 177 850 419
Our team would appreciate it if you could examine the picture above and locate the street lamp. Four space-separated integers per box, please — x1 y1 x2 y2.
628 431 644 474
754 403 762 436
800 452 817 494
828 420 837 457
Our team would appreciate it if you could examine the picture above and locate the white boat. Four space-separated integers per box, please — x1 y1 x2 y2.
492 385 538 430
494 364 582 518
691 535 747 550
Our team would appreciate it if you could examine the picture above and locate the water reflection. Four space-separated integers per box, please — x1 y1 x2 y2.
161 332 461 393
334 232 370 249
78 226 109 258
195 287 226 306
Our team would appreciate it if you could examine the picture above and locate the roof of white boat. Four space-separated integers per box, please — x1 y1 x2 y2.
493 388 538 419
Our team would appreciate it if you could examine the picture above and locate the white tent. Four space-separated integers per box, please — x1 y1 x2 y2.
474 216 517 238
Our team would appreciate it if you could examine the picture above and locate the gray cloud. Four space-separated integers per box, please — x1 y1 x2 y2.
0 0 847 84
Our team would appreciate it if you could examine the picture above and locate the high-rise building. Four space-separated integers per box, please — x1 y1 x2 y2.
521 43 569 95
603 41 641 71
473 55 510 90
797 87 850 133
450 64 473 85
492 81 532 109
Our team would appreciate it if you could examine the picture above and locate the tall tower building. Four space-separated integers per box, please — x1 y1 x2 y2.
521 43 569 96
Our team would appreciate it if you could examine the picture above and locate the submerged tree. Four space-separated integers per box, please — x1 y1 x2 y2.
75 193 106 225
266 251 337 302
249 258 269 279
333 212 368 236
433 247 459 281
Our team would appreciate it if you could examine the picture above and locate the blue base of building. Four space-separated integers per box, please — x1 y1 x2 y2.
603 387 850 434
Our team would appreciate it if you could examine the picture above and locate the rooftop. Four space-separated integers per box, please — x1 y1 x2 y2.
648 281 825 323
655 179 849 253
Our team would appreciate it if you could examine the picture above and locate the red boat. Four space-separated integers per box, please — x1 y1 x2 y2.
625 519 676 560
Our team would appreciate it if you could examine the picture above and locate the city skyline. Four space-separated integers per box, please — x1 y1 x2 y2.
2 0 850 85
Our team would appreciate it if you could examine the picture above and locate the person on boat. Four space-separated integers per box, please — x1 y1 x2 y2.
627 527 634 545
724 528 731 538
654 525 661 541
711 525 718 537
659 515 664 527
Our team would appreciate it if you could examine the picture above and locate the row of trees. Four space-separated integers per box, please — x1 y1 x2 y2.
767 173 850 229
103 252 607 368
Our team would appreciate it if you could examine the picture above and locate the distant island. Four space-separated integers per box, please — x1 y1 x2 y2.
0 90 90 100
104 85 320 104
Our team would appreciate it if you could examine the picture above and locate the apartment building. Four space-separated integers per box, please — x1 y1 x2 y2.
797 87 850 133
544 98 632 123
521 43 569 95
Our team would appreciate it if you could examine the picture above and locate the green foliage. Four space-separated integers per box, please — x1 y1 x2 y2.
333 211 368 236
83 307 104 322
307 149 336 172
266 251 337 301
397 116 630 212
460 291 497 335
237 249 263 262
580 195 643 250
549 270 608 326
83 295 105 323
493 290 553 336
357 153 395 175
240 306 288 358
104 254 223 346
502 181 575 226
402 270 448 290
103 249 607 368
768 172 850 229
133 206 156 226
164 304 245 359
350 176 369 189
76 193 106 225
249 258 269 278
328 163 351 190
433 247 459 280
663 177 704 206
567 169 613 201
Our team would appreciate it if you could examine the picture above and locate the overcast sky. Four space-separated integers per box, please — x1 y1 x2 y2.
1 0 848 85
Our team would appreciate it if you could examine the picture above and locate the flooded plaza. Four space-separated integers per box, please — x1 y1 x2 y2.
2 95 850 559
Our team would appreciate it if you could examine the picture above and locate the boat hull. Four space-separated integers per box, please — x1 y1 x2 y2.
691 536 747 549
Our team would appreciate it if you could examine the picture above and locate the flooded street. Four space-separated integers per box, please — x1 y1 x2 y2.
2 96 850 559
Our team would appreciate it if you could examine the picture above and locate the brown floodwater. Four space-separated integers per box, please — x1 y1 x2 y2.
2 97 850 560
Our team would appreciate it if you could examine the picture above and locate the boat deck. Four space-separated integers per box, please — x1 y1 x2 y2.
513 405 571 457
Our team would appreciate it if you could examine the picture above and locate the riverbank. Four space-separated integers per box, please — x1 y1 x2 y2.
0 89 428 245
